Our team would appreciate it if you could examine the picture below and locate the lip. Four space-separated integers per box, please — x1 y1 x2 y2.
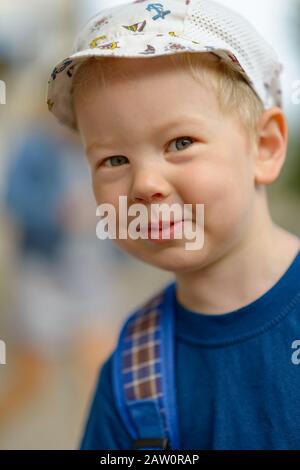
146 219 186 243
147 219 177 232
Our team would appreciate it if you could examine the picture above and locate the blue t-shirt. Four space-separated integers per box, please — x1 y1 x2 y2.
80 249 300 450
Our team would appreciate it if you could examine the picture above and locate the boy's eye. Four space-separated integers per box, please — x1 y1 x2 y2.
101 155 129 168
97 136 194 169
168 136 195 152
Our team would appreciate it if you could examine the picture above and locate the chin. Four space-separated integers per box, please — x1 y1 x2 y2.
136 244 208 273
114 233 209 269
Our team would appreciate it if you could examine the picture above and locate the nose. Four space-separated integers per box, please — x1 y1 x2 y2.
129 166 172 204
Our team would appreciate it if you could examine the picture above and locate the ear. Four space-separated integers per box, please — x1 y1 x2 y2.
254 107 288 185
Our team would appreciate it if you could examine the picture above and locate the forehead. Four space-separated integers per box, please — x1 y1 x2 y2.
73 54 222 133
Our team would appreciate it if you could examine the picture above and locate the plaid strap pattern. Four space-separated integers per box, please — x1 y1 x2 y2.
121 288 169 439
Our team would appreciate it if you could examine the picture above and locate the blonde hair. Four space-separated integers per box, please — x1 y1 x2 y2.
72 51 264 143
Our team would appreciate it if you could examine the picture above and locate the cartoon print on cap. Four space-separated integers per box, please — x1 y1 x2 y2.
226 52 247 75
90 36 107 48
139 44 156 55
146 3 171 20
122 20 147 32
47 99 54 111
66 64 76 78
168 31 201 45
91 40 120 50
90 16 112 33
164 43 188 51
51 58 73 80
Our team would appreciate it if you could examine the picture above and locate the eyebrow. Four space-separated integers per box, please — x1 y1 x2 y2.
85 115 207 156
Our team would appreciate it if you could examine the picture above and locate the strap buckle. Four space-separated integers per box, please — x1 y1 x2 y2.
132 438 169 450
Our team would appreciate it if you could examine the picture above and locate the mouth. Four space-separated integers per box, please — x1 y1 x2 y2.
145 219 186 243
147 219 176 233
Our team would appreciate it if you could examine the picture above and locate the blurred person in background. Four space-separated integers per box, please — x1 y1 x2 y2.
0 54 128 439
1 109 127 419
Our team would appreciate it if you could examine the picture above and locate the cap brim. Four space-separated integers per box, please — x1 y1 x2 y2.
46 34 255 131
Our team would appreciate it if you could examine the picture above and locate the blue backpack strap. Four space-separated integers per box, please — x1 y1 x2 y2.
112 281 180 450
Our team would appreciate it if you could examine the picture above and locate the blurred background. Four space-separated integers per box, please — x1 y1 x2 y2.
0 0 299 449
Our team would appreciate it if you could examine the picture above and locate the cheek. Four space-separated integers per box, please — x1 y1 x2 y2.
179 157 254 234
91 175 119 206
177 160 244 202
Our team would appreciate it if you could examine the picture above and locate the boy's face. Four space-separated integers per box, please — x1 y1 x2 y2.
74 55 259 273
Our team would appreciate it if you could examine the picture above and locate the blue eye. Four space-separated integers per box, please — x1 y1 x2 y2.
97 136 194 169
168 136 194 152
102 155 129 168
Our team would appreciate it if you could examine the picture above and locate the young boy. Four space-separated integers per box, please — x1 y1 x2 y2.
47 0 300 450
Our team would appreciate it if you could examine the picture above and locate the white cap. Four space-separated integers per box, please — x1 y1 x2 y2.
46 0 283 131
